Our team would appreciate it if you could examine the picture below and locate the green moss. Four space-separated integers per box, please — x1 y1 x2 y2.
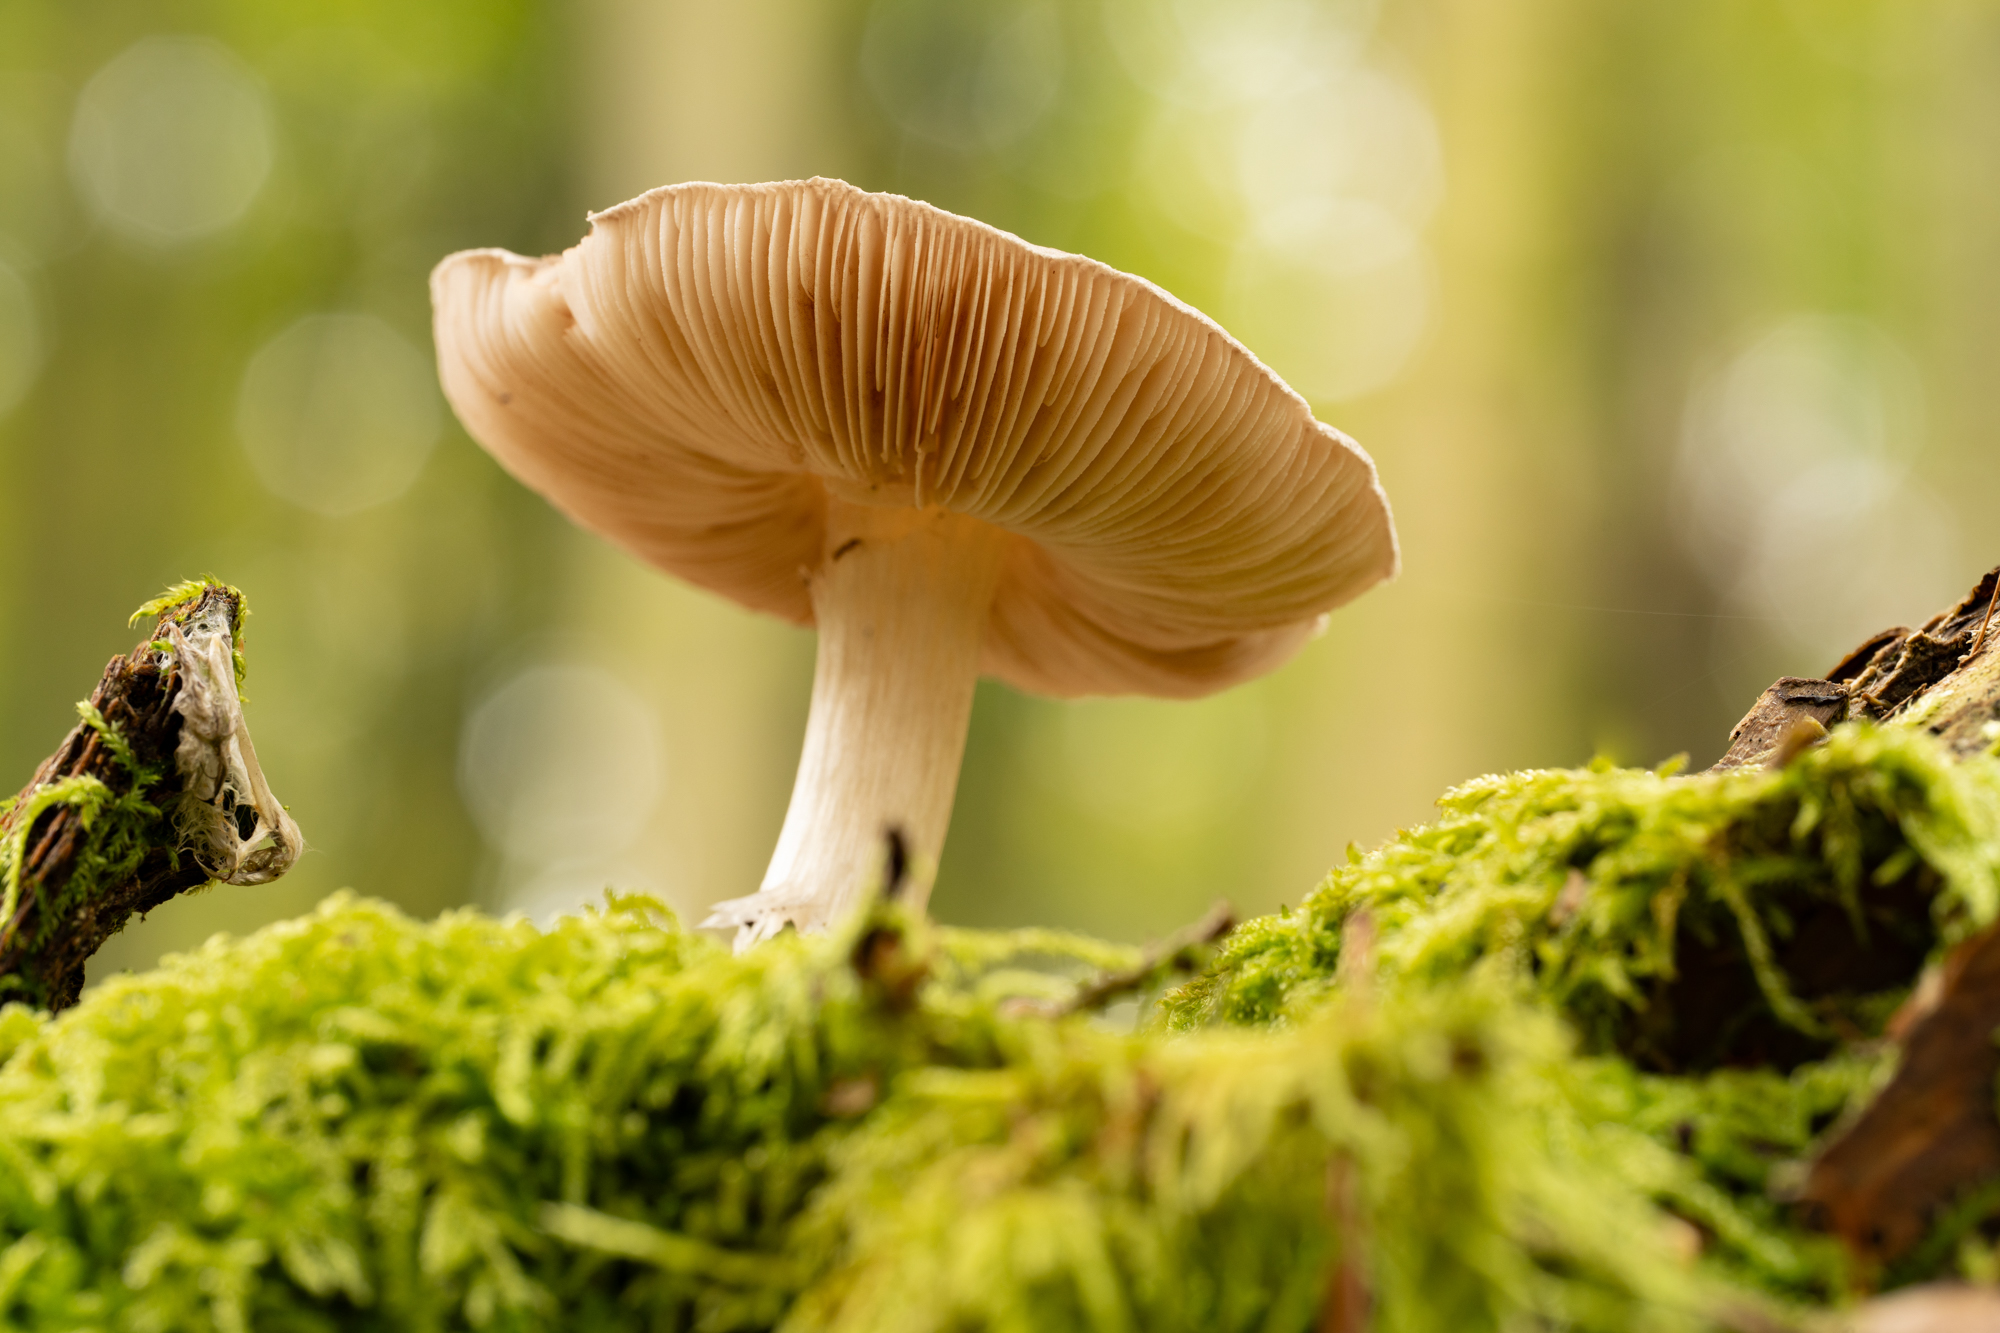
1146 722 2000 1304
0 702 171 966
130 579 248 689
0 894 1762 1333
1566 1052 1880 1297
1164 725 2000 1070
794 968 1741 1333
0 894 818 1330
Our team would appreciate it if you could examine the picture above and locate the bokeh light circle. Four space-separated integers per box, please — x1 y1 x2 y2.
1237 68 1444 234
1678 315 1924 555
860 0 1063 152
1103 0 1379 108
457 663 664 867
1676 314 1956 660
1059 692 1268 833
236 313 441 516
1225 230 1431 403
68 36 274 245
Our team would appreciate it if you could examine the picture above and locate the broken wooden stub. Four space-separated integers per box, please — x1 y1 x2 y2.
0 585 299 1011
1317 1154 1370 1333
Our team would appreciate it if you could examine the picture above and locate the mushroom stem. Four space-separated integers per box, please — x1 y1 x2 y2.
704 499 1005 950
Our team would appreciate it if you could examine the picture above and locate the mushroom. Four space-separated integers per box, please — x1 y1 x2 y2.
431 179 1397 947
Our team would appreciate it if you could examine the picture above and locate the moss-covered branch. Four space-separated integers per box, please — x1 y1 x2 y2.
0 582 298 1010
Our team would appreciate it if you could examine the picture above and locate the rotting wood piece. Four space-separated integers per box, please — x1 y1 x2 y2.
1705 566 2000 1271
1872 566 2000 759
1796 917 2000 1268
1841 567 1998 722
0 612 209 1009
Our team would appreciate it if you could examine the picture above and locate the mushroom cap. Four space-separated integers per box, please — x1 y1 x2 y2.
431 178 1398 699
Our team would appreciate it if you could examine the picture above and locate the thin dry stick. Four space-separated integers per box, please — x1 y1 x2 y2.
1003 900 1235 1019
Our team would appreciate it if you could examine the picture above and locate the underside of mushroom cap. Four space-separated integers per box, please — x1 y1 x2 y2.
432 178 1398 699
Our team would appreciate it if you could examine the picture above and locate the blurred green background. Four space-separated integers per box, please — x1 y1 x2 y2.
0 0 1990 975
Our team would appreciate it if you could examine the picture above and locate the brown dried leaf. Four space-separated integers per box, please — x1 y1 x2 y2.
1798 919 2000 1264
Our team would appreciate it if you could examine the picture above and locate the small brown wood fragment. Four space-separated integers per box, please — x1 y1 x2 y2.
1963 578 1998 662
1769 715 1830 769
1829 627 1912 686
1797 917 2000 1264
1549 868 1589 927
1708 677 1849 772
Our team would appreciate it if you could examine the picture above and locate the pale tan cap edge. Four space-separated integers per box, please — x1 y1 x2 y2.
430 243 823 625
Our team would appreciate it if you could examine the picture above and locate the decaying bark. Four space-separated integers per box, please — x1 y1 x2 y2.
1712 566 2000 772
0 627 201 1011
0 585 300 1011
1870 567 2000 759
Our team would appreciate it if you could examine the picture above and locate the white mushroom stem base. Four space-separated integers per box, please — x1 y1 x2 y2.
702 500 1004 950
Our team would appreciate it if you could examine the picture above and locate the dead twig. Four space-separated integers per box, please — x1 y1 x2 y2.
1008 900 1235 1019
